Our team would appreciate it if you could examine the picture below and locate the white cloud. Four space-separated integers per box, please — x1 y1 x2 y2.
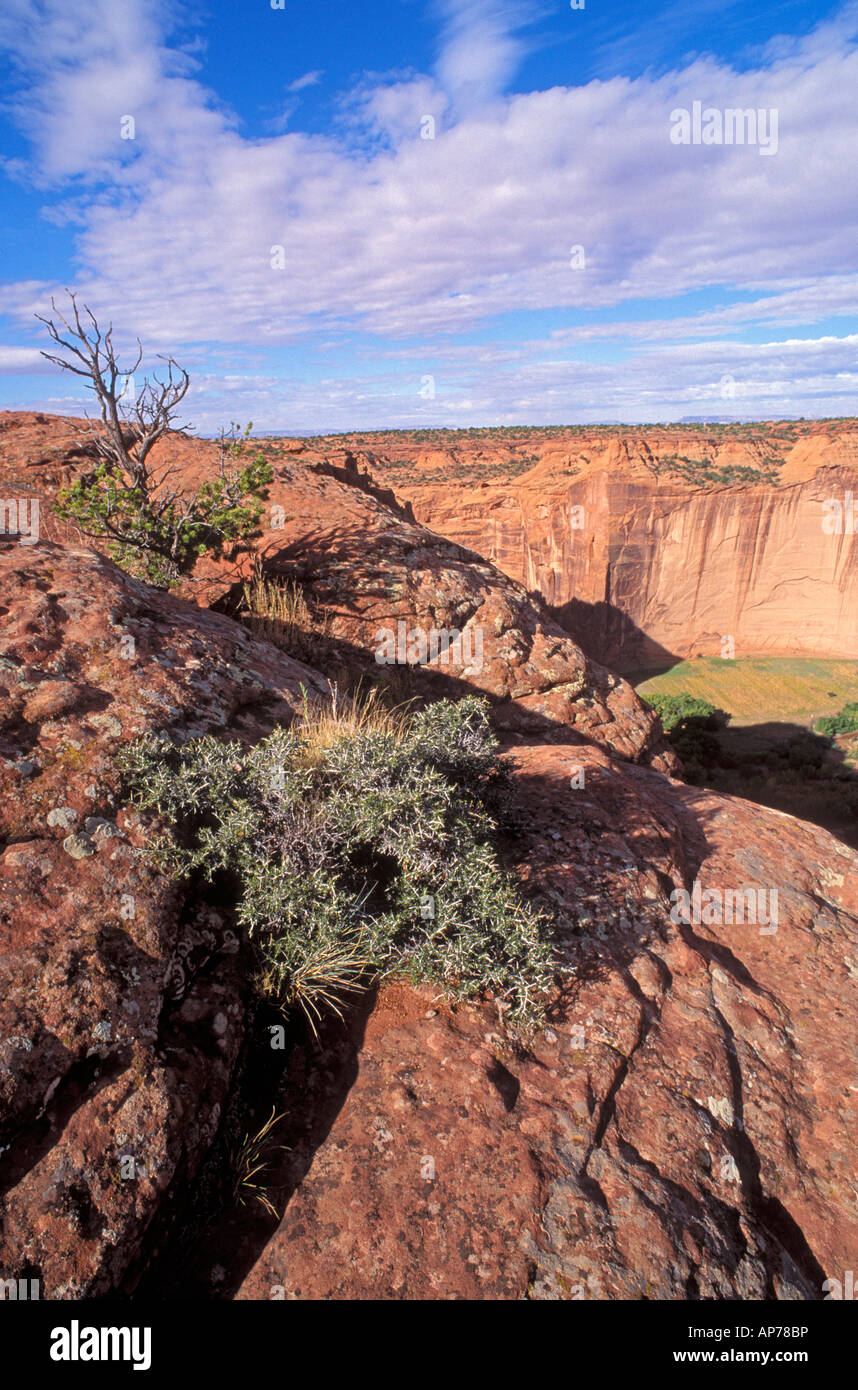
1 0 857 425
7 328 855 432
0 346 54 372
287 70 324 93
434 0 535 116
0 0 211 184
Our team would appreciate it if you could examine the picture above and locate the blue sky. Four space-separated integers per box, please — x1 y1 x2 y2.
0 0 857 431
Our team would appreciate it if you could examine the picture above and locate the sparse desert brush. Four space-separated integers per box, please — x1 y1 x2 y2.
652 451 782 488
118 695 553 1034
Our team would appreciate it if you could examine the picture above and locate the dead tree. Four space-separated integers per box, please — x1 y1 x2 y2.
37 293 272 587
36 290 191 492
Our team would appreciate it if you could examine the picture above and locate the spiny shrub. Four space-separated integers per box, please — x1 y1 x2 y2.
118 695 553 1033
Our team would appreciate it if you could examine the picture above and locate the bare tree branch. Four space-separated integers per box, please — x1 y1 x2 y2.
39 296 270 588
37 290 191 486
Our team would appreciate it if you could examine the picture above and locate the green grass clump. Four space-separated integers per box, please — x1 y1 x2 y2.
118 695 553 1033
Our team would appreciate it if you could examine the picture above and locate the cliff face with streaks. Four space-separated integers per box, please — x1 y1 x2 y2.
292 422 858 671
398 465 858 672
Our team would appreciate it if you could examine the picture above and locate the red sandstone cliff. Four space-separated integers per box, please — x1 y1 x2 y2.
286 421 858 671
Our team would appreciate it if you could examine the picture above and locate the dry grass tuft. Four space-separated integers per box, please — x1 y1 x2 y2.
257 933 372 1035
231 1106 288 1219
293 682 412 767
241 566 334 663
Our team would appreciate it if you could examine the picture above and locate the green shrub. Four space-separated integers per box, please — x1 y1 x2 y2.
56 435 272 589
642 692 721 734
118 696 553 1033
814 702 858 739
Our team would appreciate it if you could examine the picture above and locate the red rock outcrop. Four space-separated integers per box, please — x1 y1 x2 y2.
7 414 858 673
0 414 855 1303
233 744 858 1301
0 412 676 769
0 542 328 1297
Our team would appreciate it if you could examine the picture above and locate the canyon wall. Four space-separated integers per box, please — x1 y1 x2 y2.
300 423 858 672
398 465 858 671
6 411 857 674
